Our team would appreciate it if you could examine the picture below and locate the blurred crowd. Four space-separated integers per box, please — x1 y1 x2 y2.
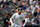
0 0 40 27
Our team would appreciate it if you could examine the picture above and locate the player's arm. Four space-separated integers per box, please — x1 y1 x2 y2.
22 14 27 26
23 19 27 26
8 14 15 24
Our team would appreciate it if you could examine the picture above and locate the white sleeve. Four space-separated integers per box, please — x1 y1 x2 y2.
9 14 15 26
9 18 13 23
9 14 16 23
9 14 15 23
10 14 15 19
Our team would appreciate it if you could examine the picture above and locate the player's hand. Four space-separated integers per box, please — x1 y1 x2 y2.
8 21 11 24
